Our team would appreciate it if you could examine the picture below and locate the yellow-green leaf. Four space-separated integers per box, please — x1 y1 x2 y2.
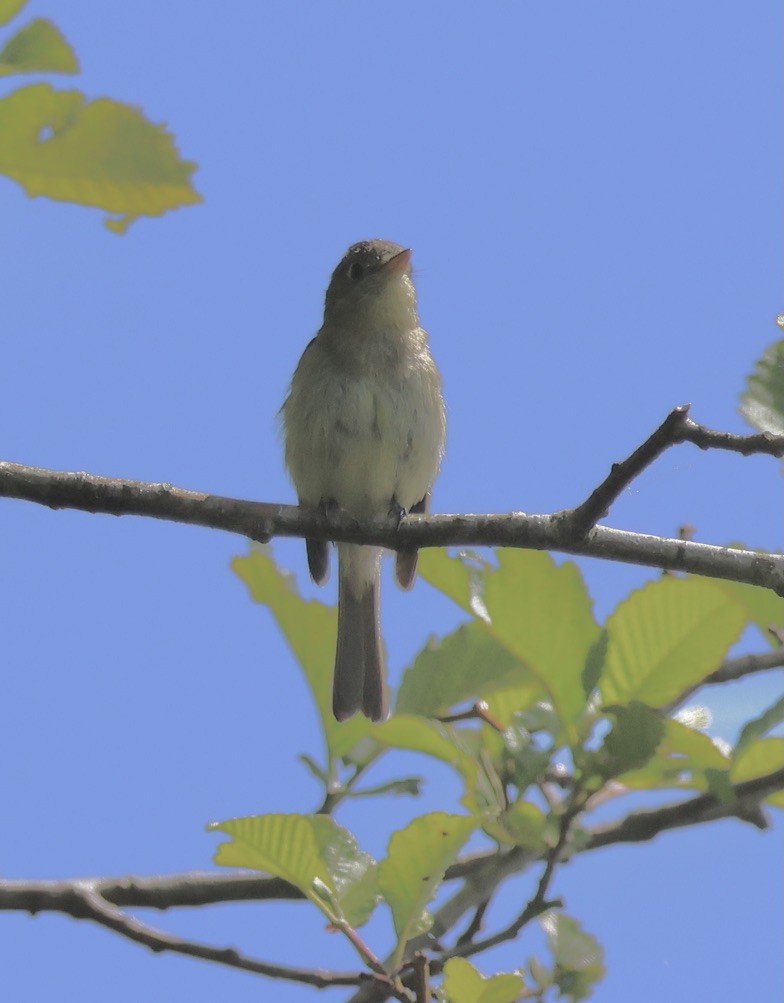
379 812 475 970
710 570 784 641
373 716 476 777
442 957 525 1003
419 549 491 617
480 552 600 731
0 18 78 76
233 547 371 760
486 800 547 849
617 717 730 791
210 814 334 913
396 621 539 717
0 0 26 27
0 83 200 231
209 813 378 928
600 577 746 707
735 693 784 758
731 737 784 784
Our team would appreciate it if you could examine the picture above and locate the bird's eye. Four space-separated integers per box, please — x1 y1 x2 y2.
347 261 364 280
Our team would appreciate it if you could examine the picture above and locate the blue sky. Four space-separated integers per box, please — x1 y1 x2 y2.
1 2 782 1000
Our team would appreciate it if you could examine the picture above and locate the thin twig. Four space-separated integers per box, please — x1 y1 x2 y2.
455 898 490 946
561 404 784 538
437 701 504 730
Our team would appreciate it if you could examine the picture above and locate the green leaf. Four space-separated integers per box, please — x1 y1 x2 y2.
419 548 492 617
346 775 423 799
479 683 549 729
373 716 475 773
592 702 665 779
486 800 548 849
233 547 371 760
582 630 608 697
616 717 730 791
441 957 525 1003
600 577 747 707
481 552 600 732
710 567 784 640
0 0 27 27
731 737 784 784
0 18 78 76
209 813 378 929
735 693 784 758
298 753 328 783
739 338 784 434
378 812 475 970
310 816 380 928
0 83 200 231
541 912 605 1002
396 621 539 717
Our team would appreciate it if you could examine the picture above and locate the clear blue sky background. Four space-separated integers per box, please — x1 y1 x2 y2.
1 2 782 1000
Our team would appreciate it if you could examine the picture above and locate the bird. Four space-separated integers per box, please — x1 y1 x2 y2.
282 240 446 721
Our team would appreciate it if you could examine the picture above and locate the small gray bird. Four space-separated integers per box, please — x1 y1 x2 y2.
282 240 446 721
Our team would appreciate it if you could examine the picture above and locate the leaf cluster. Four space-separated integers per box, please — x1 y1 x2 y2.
222 546 784 999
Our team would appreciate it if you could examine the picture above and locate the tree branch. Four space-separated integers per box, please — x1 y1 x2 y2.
561 404 784 537
584 766 784 849
1 876 359 988
2 407 784 598
0 871 303 912
704 647 784 685
3 766 781 996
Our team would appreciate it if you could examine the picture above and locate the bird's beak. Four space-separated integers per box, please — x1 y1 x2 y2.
384 248 412 275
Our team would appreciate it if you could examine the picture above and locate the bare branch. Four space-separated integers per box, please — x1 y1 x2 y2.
1 457 783 594
2 877 359 988
662 646 784 715
0 871 303 911
704 647 784 684
561 404 784 537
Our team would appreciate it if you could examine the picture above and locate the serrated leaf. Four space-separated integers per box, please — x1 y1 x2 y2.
0 0 26 27
209 813 378 928
396 621 539 717
600 577 747 707
441 957 525 1003
379 812 475 970
0 18 78 75
310 815 379 927
421 551 600 734
210 814 334 913
233 547 370 760
739 338 784 434
0 83 200 230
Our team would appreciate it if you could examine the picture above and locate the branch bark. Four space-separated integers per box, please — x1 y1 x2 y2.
2 405 783 594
